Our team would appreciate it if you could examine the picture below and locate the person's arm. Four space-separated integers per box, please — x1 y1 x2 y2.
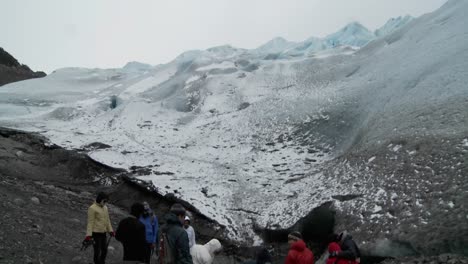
337 240 358 260
115 219 125 242
176 230 193 264
105 206 113 232
152 216 158 244
86 206 94 236
190 227 196 247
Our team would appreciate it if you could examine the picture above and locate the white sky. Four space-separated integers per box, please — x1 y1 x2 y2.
1 0 447 73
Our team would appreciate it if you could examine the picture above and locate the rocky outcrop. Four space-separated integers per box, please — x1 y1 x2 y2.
0 47 45 86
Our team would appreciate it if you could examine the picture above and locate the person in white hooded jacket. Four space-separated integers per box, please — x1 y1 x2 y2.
184 216 196 248
190 239 222 264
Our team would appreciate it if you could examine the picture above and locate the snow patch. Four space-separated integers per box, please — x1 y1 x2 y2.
392 145 402 152
448 201 455 208
462 138 468 147
197 61 235 71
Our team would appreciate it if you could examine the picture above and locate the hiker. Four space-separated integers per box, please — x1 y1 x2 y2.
242 247 272 264
184 215 196 248
326 234 347 264
329 231 361 264
85 192 114 264
115 202 147 262
160 203 193 264
190 239 222 264
139 201 159 263
285 231 314 264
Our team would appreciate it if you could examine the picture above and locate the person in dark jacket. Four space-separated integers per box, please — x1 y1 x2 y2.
329 231 361 264
115 202 147 262
160 203 193 264
243 247 272 264
256 247 272 264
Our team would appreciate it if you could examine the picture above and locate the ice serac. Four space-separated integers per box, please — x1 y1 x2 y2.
375 15 414 37
0 0 467 256
324 22 375 47
254 37 298 54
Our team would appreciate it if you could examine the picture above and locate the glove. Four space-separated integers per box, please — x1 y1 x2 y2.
109 231 115 237
85 236 92 241
330 251 338 257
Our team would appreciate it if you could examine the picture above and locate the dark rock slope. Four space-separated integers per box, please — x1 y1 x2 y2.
0 47 46 86
0 127 236 263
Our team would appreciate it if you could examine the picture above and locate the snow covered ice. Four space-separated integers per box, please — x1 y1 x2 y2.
1 0 467 245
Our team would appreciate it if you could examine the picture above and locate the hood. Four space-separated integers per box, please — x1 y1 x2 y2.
162 213 182 230
328 242 341 253
205 239 222 256
342 235 353 244
291 240 307 252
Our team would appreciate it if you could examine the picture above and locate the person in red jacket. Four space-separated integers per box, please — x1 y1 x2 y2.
285 231 314 264
326 241 348 264
329 231 360 264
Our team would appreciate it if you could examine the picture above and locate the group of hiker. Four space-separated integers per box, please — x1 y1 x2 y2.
85 192 360 264
285 230 360 264
243 230 360 264
85 192 221 264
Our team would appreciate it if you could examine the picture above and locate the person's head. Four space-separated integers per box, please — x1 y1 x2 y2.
130 202 145 218
287 231 302 246
328 233 340 243
338 231 348 245
170 203 186 224
183 215 191 228
142 201 152 217
205 239 222 256
95 192 109 206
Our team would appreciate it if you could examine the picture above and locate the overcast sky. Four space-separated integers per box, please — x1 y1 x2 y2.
1 0 447 73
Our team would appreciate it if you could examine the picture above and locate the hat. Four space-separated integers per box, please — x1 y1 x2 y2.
288 231 302 241
170 203 186 216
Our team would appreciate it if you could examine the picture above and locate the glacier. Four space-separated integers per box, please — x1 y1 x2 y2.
0 0 467 254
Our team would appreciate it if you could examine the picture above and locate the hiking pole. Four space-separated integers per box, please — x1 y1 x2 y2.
106 235 113 249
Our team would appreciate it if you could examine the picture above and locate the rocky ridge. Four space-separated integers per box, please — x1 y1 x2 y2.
0 47 46 86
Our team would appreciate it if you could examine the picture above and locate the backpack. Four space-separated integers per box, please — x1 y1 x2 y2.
159 232 175 264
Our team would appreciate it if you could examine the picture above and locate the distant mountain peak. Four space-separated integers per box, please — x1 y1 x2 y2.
255 37 297 54
122 61 153 72
324 21 374 47
339 21 372 35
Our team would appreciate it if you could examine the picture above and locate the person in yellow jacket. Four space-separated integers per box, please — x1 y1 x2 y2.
85 192 115 264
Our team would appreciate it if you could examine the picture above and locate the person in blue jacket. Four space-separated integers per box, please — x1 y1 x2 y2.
139 201 159 264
